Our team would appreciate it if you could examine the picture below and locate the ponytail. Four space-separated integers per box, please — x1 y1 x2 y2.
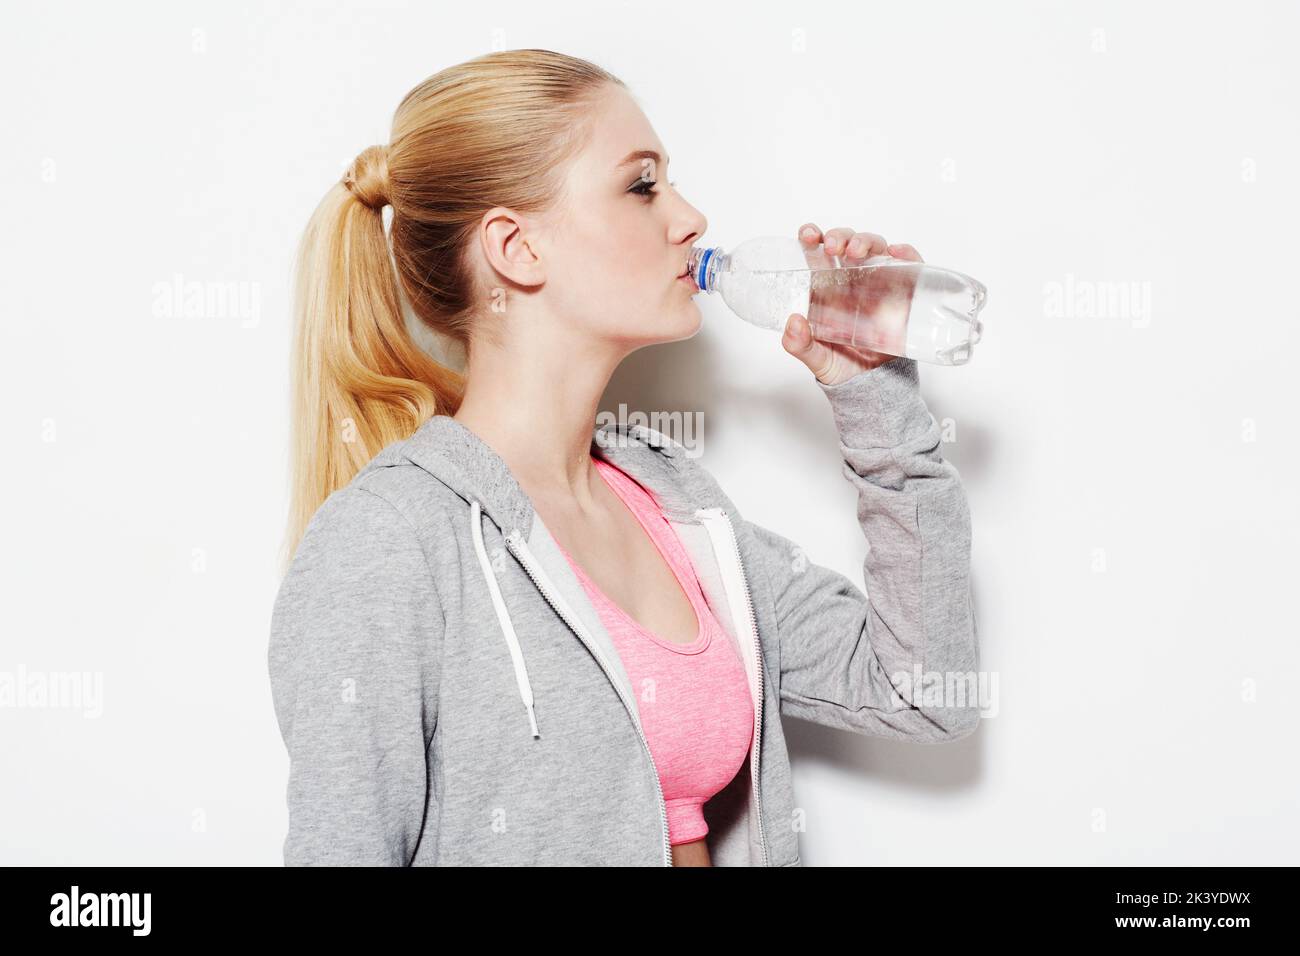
281 145 464 574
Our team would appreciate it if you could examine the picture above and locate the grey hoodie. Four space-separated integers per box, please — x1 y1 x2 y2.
267 355 979 866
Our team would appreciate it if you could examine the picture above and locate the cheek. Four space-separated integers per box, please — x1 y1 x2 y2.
596 206 662 274
546 205 674 325
548 257 634 332
580 237 663 305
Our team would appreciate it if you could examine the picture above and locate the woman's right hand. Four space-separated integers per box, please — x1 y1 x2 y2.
781 222 922 385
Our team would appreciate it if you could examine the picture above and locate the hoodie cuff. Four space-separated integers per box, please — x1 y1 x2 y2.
816 355 934 449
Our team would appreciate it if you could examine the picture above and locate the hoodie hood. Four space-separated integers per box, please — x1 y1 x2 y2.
391 413 722 539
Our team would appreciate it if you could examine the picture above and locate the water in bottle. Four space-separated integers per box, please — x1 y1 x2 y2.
685 236 988 365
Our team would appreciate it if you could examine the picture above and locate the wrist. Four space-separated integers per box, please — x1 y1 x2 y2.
816 355 929 448
815 354 896 387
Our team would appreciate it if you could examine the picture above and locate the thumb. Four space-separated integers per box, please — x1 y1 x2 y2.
783 313 836 383
783 313 822 365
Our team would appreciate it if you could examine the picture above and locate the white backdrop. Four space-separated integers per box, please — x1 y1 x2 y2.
3 0 1297 865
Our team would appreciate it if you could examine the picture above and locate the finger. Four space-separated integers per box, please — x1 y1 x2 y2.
822 227 857 255
846 231 889 259
887 242 924 262
782 313 835 380
798 223 822 246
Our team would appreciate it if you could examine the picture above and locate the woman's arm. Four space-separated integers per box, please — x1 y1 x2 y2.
737 355 981 742
267 486 443 864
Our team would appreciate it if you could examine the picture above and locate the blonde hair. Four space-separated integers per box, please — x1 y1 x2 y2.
281 49 624 573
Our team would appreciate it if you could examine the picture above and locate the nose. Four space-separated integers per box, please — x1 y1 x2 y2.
674 205 708 249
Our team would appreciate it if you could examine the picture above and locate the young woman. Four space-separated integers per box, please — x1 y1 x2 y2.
268 49 980 867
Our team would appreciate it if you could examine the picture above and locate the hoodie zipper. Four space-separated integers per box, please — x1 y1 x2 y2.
505 529 674 868
694 506 770 867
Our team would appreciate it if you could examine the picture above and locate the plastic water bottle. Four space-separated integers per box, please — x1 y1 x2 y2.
686 236 989 366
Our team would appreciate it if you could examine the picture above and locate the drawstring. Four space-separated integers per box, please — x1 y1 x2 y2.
470 499 541 739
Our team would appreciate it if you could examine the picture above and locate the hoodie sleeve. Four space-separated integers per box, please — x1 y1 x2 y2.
267 485 443 865
737 355 980 743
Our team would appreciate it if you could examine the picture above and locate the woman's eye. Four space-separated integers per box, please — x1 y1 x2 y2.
629 179 677 199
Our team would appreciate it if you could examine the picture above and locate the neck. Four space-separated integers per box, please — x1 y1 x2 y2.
451 322 630 512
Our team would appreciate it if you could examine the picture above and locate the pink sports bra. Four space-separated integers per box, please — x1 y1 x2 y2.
555 453 755 846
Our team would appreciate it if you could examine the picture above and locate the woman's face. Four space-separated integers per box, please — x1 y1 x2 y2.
534 84 709 349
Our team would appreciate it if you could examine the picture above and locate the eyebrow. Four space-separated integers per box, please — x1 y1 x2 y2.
617 149 670 170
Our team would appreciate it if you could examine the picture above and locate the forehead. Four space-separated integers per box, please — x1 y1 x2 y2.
581 86 668 173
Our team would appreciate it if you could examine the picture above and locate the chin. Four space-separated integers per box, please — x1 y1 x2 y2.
660 300 703 342
617 301 703 347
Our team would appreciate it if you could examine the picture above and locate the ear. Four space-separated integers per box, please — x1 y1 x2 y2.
479 207 546 288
